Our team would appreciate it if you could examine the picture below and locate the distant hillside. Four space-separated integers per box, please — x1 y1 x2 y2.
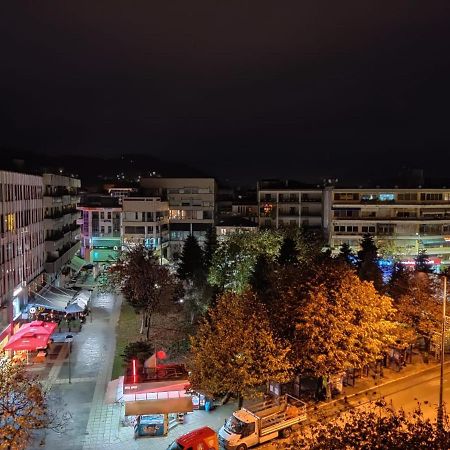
0 149 208 188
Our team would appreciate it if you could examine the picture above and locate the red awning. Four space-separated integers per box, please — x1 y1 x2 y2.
4 333 50 351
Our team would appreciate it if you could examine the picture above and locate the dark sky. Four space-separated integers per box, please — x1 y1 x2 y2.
2 2 450 183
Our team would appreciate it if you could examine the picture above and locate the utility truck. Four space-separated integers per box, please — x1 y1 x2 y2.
218 394 307 450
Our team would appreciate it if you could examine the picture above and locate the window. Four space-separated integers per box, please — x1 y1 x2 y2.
362 226 376 233
334 193 359 201
377 224 395 235
334 225 346 232
6 213 15 231
378 193 395 201
107 212 112 219
421 193 443 201
398 192 417 201
346 226 358 232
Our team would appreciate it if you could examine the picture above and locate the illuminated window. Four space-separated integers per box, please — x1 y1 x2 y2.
6 213 15 231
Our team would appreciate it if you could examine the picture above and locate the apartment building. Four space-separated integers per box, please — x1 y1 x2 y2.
0 171 45 350
324 187 450 265
121 196 169 259
257 180 323 229
77 196 122 262
140 178 216 256
43 174 81 285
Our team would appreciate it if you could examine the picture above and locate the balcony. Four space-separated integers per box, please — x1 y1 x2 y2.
278 197 299 204
44 241 81 274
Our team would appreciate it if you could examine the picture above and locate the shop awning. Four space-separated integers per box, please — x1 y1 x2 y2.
125 396 193 416
29 285 74 312
69 255 86 273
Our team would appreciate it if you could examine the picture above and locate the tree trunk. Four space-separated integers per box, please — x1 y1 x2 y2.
139 313 145 334
238 393 243 408
146 313 152 340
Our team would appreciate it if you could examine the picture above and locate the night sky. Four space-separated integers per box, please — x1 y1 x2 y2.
2 2 450 183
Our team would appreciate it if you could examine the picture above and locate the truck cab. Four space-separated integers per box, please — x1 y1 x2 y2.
218 394 307 450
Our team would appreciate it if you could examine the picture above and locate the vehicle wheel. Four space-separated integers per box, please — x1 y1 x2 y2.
280 427 292 438
236 445 247 450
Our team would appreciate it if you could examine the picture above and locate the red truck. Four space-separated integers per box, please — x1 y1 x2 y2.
167 426 218 450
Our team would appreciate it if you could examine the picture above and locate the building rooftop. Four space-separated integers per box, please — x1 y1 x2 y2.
78 195 121 208
258 179 322 190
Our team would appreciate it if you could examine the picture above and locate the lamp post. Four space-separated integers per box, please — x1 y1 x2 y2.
65 334 74 384
437 275 447 430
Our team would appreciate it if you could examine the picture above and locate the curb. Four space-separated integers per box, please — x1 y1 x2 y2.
315 361 450 410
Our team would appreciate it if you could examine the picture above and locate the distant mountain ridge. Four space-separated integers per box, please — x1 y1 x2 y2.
0 149 208 188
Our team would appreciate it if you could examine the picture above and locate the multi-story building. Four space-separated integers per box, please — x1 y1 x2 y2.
121 196 169 260
77 196 122 263
216 217 258 240
107 187 137 204
0 171 46 351
140 178 216 256
257 180 323 230
43 174 81 285
324 187 450 266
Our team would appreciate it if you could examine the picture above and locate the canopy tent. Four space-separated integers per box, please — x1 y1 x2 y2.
4 333 50 351
65 302 85 313
73 290 91 307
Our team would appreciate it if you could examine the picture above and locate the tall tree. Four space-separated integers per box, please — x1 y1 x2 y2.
189 290 292 405
208 229 283 293
177 234 205 282
390 270 441 350
111 245 178 339
295 264 398 376
277 236 299 265
0 360 66 449
338 242 356 266
203 226 217 273
415 248 432 273
357 233 384 291
249 254 272 296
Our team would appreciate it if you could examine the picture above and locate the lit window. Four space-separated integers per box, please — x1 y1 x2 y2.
6 214 15 231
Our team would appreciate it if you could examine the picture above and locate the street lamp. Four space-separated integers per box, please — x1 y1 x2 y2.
65 334 74 384
438 275 447 430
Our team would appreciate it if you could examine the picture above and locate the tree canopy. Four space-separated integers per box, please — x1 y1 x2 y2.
208 230 283 293
284 403 450 450
111 245 178 339
295 263 398 376
177 234 205 282
189 290 292 401
357 233 384 291
0 359 65 450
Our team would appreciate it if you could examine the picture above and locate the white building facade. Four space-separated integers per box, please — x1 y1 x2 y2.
0 171 45 351
43 173 81 284
140 178 216 256
121 197 169 258
257 180 323 230
324 187 450 266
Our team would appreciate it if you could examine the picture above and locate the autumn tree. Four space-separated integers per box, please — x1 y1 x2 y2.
177 234 205 282
111 245 178 339
295 263 398 377
0 359 66 450
284 403 450 450
390 270 441 350
189 290 292 405
358 233 384 291
208 229 283 293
